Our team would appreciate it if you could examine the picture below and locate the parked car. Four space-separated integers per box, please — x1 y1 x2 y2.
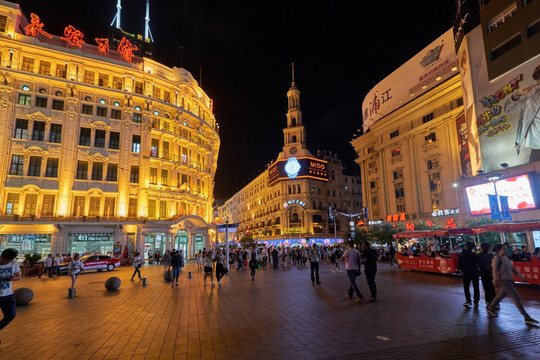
59 255 120 273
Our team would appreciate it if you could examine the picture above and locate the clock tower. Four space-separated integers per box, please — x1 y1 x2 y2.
281 63 311 159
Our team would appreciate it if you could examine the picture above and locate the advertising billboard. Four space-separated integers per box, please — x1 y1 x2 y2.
465 173 537 215
362 29 459 132
460 26 540 173
268 157 328 185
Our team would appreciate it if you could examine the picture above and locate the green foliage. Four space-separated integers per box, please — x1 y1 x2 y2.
23 253 42 266
369 222 406 245
239 232 257 249
342 227 371 245
464 217 501 246
415 220 442 230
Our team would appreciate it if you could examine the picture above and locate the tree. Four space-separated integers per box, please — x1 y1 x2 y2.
464 217 502 247
342 226 371 245
239 232 257 249
369 222 406 245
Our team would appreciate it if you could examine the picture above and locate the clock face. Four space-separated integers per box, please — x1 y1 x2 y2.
289 146 297 154
285 157 301 179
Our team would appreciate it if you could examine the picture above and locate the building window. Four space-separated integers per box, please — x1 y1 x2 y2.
109 132 120 149
14 119 28 139
0 15 7 32
5 193 19 215
104 197 115 217
487 3 517 32
148 199 156 218
88 197 101 216
76 161 88 180
128 198 137 217
83 70 95 84
32 121 45 141
106 163 118 182
72 196 85 217
369 181 376 189
111 109 121 120
10 155 24 175
91 162 103 181
21 57 35 72
130 165 139 183
390 130 399 139
94 130 106 148
132 135 141 153
45 157 59 178
79 127 91 146
149 167 158 184
162 141 169 159
153 86 161 99
394 182 404 199
164 91 171 103
82 104 93 115
151 138 159 157
391 148 401 157
163 122 170 133
159 201 167 218
425 132 436 144
432 198 441 212
27 156 41 176
96 106 107 117
427 159 439 170
49 123 62 143
18 93 31 105
422 113 434 123
133 113 142 123
152 118 160 129
134 81 143 94
39 60 51 76
24 194 38 216
42 194 55 216
526 19 540 39
490 34 522 61
393 169 403 180
98 73 109 87
112 76 122 90
35 96 47 108
397 203 406 213
161 169 168 186
56 63 67 78
52 99 64 111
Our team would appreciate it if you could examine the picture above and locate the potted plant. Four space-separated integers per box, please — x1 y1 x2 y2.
22 253 42 277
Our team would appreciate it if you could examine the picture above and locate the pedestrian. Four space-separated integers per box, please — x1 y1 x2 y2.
237 249 244 271
261 247 268 268
215 248 226 285
362 241 378 301
131 250 142 281
38 254 53 278
389 245 397 266
162 250 171 272
309 244 321 285
203 251 215 286
68 253 84 290
335 246 343 272
197 250 203 270
0 248 21 342
170 250 182 287
249 248 258 281
155 251 161 265
341 241 364 303
271 247 279 270
53 253 61 276
486 244 538 324
477 242 496 306
458 241 480 307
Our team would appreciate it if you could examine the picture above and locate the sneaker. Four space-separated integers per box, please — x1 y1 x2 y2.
525 316 539 324
131 278 134 282
251 277 255 281
316 282 322 284
368 297 378 302
171 283 174 288
345 295 353 299
463 302 472 307
355 298 364 303
175 283 179 286
486 308 498 317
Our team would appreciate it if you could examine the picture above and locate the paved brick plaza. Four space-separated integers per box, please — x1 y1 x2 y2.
1 261 539 360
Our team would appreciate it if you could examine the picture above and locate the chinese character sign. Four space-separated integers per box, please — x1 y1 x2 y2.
95 38 109 55
61 25 85 48
118 37 138 63
24 13 52 39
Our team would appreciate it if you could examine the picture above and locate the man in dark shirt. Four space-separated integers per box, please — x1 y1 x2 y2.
458 241 480 307
389 245 397 266
362 241 378 302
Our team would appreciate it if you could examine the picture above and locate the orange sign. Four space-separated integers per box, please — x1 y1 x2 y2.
445 218 456 229
386 213 406 222
118 37 138 63
95 38 109 55
24 13 52 39
426 220 436 227
61 25 85 48
406 222 415 231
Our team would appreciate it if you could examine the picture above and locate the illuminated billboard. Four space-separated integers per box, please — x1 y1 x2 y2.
465 173 537 215
268 157 328 185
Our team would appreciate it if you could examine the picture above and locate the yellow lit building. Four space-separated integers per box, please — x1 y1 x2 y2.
0 1 219 259
218 78 362 247
351 30 466 229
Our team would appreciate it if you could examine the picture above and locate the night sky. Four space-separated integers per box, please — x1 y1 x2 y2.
16 0 456 200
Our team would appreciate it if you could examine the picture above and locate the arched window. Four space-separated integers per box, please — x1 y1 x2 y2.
292 135 297 143
291 213 299 223
275 217 281 224
291 118 296 126
312 214 323 223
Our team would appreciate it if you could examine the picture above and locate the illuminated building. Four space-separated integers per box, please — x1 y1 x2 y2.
218 75 362 246
0 1 219 259
351 30 465 230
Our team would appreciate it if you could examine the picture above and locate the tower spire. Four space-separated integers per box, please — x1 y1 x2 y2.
291 62 295 85
145 0 154 42
110 0 122 29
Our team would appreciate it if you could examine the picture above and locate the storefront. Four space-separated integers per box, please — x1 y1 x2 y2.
0 234 52 257
174 230 189 254
68 233 115 256
144 233 164 260
195 234 204 253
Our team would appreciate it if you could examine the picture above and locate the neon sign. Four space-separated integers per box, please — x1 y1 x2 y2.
386 213 406 222
24 13 52 39
283 200 306 208
118 37 138 63
445 218 457 229
95 38 109 55
432 208 460 217
61 25 85 48
406 222 415 231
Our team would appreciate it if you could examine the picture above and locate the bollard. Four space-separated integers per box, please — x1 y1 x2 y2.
142 277 147 286
68 288 76 298
188 271 192 278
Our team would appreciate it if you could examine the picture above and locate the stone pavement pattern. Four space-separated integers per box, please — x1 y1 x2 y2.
0 261 539 360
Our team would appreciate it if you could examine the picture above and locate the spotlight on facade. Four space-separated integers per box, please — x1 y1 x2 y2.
452 183 458 188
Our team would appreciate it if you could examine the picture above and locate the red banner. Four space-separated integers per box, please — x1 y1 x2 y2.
396 253 458 274
513 257 540 285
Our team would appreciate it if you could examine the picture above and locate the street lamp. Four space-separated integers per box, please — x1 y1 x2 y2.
486 173 505 243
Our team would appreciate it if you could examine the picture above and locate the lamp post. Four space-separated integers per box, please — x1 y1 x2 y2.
486 173 505 243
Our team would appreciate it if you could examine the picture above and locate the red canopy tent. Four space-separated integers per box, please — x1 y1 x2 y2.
471 221 540 234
